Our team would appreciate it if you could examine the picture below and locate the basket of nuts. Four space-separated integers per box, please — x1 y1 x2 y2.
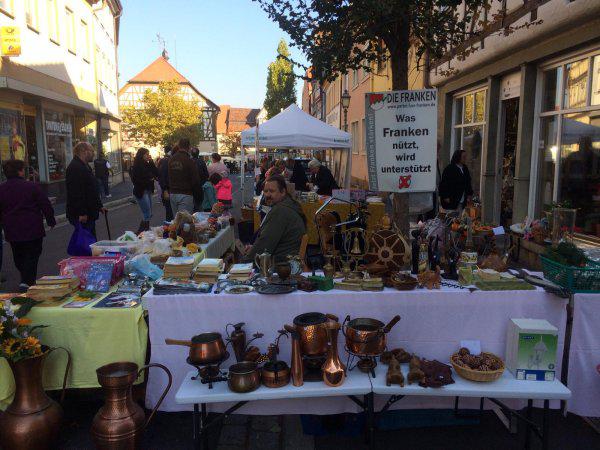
451 348 505 382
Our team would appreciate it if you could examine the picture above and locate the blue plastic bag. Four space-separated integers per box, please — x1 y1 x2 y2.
67 223 96 256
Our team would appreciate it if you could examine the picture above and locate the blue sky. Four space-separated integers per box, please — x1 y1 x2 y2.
118 0 308 108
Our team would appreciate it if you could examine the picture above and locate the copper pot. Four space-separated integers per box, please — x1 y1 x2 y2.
91 361 172 449
0 347 71 450
261 361 290 388
342 315 401 355
292 312 338 356
165 332 227 365
228 362 261 393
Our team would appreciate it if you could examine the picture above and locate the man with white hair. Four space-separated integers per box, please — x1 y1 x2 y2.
308 158 338 196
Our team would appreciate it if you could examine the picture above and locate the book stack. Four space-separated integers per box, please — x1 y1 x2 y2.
163 256 196 280
228 263 254 282
193 258 224 284
28 275 80 301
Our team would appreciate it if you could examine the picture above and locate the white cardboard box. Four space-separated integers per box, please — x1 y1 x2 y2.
505 319 558 381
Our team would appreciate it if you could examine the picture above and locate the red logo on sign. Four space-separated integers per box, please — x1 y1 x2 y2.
398 175 412 189
369 93 384 105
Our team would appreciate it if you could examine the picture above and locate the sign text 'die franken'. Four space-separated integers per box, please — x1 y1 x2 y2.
365 89 438 193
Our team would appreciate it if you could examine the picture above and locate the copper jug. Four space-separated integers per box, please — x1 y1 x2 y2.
226 322 246 362
91 362 172 449
0 346 71 450
322 322 345 387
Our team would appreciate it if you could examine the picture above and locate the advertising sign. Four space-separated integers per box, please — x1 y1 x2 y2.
365 89 437 193
1 26 21 57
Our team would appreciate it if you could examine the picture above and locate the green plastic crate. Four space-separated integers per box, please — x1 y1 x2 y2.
540 255 600 294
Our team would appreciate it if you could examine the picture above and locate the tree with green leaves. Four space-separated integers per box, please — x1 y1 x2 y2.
220 133 241 157
254 0 530 235
122 81 204 148
264 39 297 119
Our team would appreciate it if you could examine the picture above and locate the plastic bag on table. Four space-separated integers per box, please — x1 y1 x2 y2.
151 239 173 257
117 231 139 242
127 254 163 281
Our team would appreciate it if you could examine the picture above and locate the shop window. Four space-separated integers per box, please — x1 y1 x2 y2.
558 113 600 236
44 110 73 181
452 88 487 197
542 67 562 112
563 58 588 109
0 0 14 17
592 55 600 106
0 108 25 181
25 0 39 30
537 50 600 237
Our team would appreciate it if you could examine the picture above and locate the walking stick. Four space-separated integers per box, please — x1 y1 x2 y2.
104 209 112 240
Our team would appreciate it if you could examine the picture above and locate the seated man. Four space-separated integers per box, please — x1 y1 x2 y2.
245 175 306 264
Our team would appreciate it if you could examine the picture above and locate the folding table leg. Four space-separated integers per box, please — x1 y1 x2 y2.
201 403 209 450
524 399 533 450
193 404 200 450
365 392 375 450
542 400 549 450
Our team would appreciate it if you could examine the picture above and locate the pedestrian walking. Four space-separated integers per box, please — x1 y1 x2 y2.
0 159 56 291
168 138 201 215
202 173 219 212
158 145 174 221
207 152 229 178
129 148 159 233
66 142 105 238
191 148 209 212
93 152 112 198
214 172 233 209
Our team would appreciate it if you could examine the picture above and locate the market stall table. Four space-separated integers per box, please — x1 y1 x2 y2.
0 295 148 410
253 201 386 245
370 363 571 450
143 285 567 413
176 369 372 449
200 225 235 259
566 292 600 418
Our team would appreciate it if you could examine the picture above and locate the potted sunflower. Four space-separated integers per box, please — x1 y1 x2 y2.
0 298 67 450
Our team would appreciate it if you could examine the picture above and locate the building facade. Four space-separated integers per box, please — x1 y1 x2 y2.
431 0 600 239
0 0 122 198
303 49 426 188
216 105 260 154
119 54 219 160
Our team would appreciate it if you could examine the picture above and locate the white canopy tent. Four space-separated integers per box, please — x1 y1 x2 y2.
240 104 352 200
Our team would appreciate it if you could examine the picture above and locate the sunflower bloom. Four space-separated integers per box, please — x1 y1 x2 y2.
2 338 22 356
24 336 40 349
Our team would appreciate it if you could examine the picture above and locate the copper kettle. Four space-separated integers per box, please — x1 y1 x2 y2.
91 362 172 449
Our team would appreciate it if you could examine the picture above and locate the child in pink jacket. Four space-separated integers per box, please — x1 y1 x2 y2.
213 174 233 208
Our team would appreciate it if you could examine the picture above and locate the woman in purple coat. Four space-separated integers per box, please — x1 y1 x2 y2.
0 160 56 291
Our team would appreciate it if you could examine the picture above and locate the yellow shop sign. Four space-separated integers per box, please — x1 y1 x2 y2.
1 26 21 57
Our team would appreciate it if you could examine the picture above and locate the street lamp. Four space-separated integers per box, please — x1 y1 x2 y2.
341 89 351 132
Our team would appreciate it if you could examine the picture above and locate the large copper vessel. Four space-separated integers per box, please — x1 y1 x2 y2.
91 362 172 449
292 312 338 356
322 322 345 387
0 347 70 450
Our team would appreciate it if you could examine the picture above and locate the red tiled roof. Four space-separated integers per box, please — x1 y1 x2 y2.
217 107 260 134
129 56 189 83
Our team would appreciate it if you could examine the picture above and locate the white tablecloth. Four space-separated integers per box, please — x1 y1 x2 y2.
567 293 600 417
200 225 235 258
144 286 567 413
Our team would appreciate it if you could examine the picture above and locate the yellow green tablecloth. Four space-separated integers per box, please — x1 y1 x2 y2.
0 295 148 410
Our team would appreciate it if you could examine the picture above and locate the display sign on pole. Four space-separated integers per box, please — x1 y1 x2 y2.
1 26 21 57
365 89 437 193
